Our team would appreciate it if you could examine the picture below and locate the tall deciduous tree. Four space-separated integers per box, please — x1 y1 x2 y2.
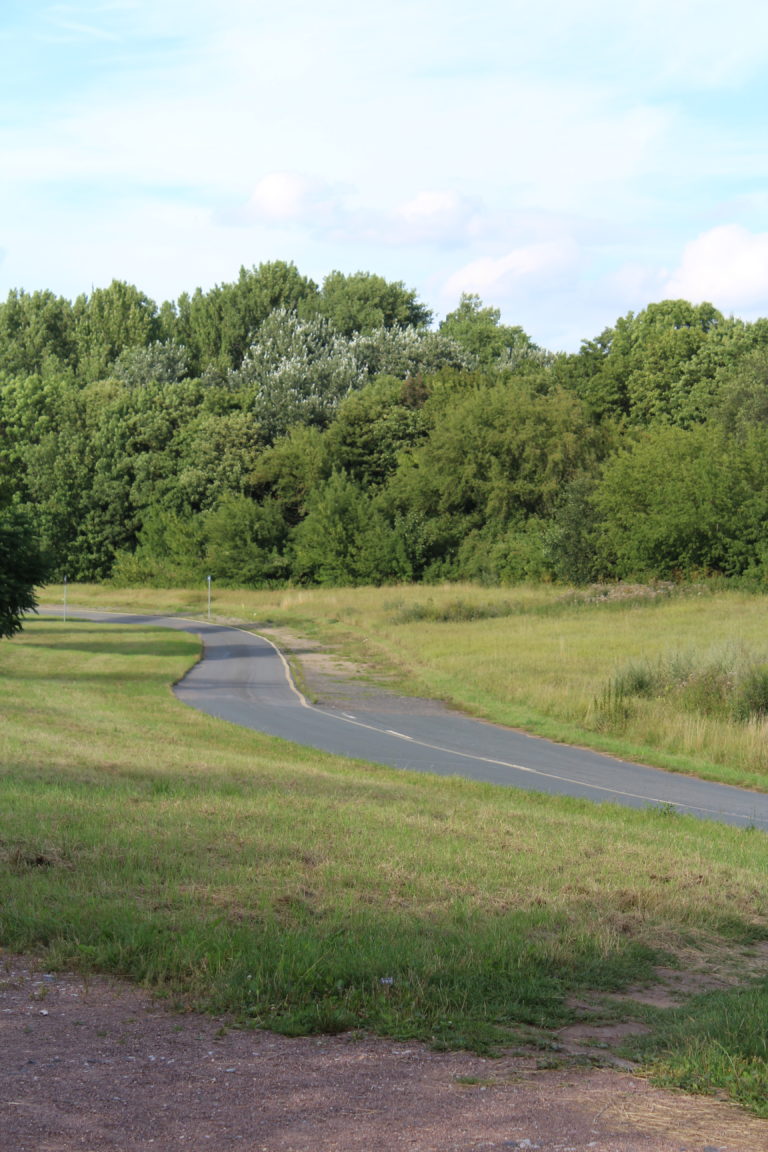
593 423 768 579
314 270 432 335
439 293 536 367
0 289 76 376
173 262 319 373
231 310 365 441
73 280 160 380
564 299 724 424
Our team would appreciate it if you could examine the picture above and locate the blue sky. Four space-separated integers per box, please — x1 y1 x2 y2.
3 1 768 350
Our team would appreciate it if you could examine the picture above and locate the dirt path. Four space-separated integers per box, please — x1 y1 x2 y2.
3 957 768 1152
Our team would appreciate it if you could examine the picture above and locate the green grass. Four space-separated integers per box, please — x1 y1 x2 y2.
3 614 768 1116
46 580 768 790
623 981 768 1118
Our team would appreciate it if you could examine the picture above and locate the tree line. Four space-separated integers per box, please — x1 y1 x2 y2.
2 261 768 591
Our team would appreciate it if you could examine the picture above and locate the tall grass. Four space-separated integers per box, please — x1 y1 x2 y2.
601 646 768 725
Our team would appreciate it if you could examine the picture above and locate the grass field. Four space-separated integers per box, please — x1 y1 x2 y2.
3 597 768 1116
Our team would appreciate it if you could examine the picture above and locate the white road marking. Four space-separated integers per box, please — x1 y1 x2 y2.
308 706 762 824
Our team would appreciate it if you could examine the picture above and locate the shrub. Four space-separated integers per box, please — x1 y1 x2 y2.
601 648 768 726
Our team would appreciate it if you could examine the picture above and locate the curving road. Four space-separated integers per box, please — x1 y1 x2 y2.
41 608 768 832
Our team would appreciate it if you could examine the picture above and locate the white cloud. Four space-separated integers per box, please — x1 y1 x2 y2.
247 173 309 222
242 173 344 226
441 241 579 305
232 180 483 249
392 190 479 243
664 225 768 312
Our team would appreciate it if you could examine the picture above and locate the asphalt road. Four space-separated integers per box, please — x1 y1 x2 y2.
41 608 768 832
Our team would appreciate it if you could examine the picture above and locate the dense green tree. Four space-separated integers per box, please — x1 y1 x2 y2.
204 494 290 586
173 262 319 374
382 380 609 580
167 410 264 513
452 520 550 584
111 507 207 586
552 329 625 423
324 376 430 487
394 381 607 527
0 289 76 376
439 293 537 367
291 471 369 584
663 317 768 425
623 301 724 424
73 281 160 381
2 369 260 581
712 346 768 432
542 476 602 584
2 373 98 578
564 300 724 424
312 270 432 335
0 504 48 636
6 268 768 590
249 425 330 524
292 471 411 585
593 424 768 579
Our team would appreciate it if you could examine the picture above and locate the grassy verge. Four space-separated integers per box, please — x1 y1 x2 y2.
45 580 768 790
2 617 768 1116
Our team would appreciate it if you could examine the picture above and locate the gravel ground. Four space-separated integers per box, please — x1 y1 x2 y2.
3 958 768 1152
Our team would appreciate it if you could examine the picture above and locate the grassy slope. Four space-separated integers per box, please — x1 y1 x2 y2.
3 612 768 1114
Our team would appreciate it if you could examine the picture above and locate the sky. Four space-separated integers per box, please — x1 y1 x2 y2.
2 1 768 351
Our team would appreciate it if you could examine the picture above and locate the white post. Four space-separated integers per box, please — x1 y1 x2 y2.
63 575 67 622
207 575 212 622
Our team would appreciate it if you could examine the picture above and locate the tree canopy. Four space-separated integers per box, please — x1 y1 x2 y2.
2 264 768 589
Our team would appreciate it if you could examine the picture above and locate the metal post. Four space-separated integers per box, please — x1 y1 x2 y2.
207 575 212 622
63 575 67 622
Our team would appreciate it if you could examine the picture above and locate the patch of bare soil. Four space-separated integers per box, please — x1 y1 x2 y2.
3 956 768 1152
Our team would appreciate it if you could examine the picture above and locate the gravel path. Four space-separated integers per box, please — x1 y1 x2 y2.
3 958 767 1152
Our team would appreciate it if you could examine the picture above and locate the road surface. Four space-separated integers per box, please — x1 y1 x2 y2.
40 608 768 832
